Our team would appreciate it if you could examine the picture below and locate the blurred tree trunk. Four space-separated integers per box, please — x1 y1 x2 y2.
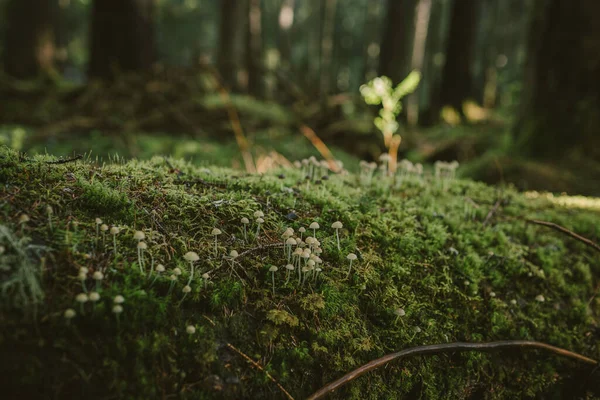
218 0 249 91
319 0 337 99
515 0 600 160
246 0 262 97
419 0 453 126
378 0 417 84
405 0 433 126
438 0 480 117
3 0 58 80
88 0 155 80
362 0 384 82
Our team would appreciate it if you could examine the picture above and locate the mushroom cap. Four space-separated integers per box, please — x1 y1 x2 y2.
309 222 320 230
89 292 101 302
113 295 125 304
253 210 264 218
133 231 146 240
112 305 123 314
64 309 76 319
186 325 196 334
307 260 315 267
19 214 30 223
95 218 102 224
169 274 177 281
394 308 406 317
269 266 278 272
173 268 182 276
285 238 297 245
346 253 357 261
379 153 391 162
285 264 295 271
100 224 109 231
92 271 104 280
293 248 303 256
156 264 165 272
241 217 250 224
77 272 87 281
298 227 306 233
535 294 545 302
182 285 192 293
202 273 210 279
256 217 264 224
137 242 148 250
211 228 222 236
184 251 199 262
229 250 239 258
75 293 88 303
110 226 120 235
331 221 343 229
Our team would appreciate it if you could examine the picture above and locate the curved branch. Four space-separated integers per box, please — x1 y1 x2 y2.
307 341 598 400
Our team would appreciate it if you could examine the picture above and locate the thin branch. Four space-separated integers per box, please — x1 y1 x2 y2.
226 343 294 400
526 219 600 253
482 199 502 226
307 340 598 400
44 155 83 165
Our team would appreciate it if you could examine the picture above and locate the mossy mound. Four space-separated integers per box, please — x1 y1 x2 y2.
0 145 599 399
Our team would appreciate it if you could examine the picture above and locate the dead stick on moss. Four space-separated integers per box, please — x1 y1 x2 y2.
307 341 598 400
525 219 600 253
45 155 83 164
483 199 502 226
226 343 295 400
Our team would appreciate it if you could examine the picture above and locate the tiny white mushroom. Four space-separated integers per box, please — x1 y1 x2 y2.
89 292 101 302
183 252 199 285
64 308 76 319
331 221 343 251
186 325 196 334
309 222 320 237
346 253 357 278
269 266 278 295
113 295 125 304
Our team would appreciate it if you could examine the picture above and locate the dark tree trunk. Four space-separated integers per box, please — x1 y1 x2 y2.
378 0 417 84
246 0 262 97
3 0 58 80
88 0 156 80
217 0 249 91
515 0 600 160
318 0 337 98
438 0 480 115
419 0 453 126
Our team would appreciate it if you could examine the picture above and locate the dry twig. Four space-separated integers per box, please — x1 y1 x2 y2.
226 343 294 400
307 340 598 400
525 218 600 253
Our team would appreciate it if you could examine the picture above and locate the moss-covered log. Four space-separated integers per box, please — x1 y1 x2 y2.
0 145 599 399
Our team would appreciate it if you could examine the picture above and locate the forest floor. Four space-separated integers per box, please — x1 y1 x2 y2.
1 144 599 399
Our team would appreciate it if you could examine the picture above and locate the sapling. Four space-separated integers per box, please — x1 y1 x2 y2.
269 266 278 295
331 221 343 252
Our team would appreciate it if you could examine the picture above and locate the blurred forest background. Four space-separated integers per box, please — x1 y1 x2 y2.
0 0 599 195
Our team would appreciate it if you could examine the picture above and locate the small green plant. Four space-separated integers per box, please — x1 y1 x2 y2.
360 71 421 174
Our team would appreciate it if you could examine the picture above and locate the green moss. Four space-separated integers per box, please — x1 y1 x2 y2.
0 145 599 399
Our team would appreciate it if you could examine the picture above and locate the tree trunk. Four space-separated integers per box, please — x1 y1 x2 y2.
88 0 156 80
378 0 417 84
438 0 480 115
3 0 58 80
405 0 433 126
217 0 249 91
246 0 263 97
515 0 600 160
419 0 453 126
318 0 337 99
